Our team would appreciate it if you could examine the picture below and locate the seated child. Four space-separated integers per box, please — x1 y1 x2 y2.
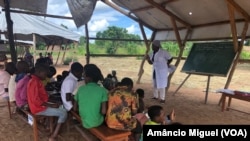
61 62 84 112
139 105 176 141
27 63 67 141
145 105 175 125
136 88 145 113
111 70 118 85
74 64 107 129
102 74 115 91
43 66 57 88
15 69 34 109
105 77 142 141
62 70 69 80
134 88 148 127
53 74 63 91
0 62 16 100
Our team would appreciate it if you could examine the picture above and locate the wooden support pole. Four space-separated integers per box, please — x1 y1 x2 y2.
218 1 239 106
137 22 151 84
204 75 211 104
4 0 17 64
7 100 11 119
45 45 50 55
226 0 250 21
85 24 90 64
32 117 38 141
227 3 238 52
55 45 62 66
167 17 190 93
218 1 249 105
33 34 36 64
172 73 191 96
61 44 68 65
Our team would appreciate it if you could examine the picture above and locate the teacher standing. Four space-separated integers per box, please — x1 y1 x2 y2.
146 40 173 104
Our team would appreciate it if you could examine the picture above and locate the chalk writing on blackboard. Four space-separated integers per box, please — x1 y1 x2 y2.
181 42 236 77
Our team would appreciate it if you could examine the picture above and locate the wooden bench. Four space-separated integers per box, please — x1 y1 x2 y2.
70 110 131 141
17 108 54 141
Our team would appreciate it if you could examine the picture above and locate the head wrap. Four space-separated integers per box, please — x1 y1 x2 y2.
152 40 161 47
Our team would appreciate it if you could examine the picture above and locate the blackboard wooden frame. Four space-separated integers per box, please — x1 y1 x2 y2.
181 41 237 77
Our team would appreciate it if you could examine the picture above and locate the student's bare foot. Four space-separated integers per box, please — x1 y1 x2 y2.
169 109 175 121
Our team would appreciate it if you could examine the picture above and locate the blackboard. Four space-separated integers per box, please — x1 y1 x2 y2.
181 42 236 76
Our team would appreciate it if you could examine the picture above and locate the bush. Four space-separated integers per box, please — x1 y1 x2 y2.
63 56 78 65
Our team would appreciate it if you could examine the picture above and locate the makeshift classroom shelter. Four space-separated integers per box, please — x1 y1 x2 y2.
1 0 250 96
99 0 250 105
0 9 81 65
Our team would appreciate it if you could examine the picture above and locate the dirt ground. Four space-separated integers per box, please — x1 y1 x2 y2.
0 57 250 141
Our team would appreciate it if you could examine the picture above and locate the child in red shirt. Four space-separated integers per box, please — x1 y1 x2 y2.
27 63 67 141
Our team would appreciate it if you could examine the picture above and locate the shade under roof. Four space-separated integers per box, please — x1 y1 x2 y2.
109 0 250 41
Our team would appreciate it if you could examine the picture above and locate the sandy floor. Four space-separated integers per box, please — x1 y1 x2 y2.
0 57 249 141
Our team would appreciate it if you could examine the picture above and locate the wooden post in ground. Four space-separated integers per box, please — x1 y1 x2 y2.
85 24 90 64
137 22 151 84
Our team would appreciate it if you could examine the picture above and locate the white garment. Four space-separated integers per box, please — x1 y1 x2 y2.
8 74 16 102
168 64 176 74
153 87 165 100
149 48 172 88
60 72 78 111
72 79 85 95
0 70 11 98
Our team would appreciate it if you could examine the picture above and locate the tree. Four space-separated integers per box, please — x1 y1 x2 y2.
79 36 86 45
96 26 141 54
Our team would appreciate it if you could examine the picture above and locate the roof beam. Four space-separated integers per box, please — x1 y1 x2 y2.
227 2 238 52
130 5 154 14
157 18 246 31
130 0 178 14
226 0 250 21
191 19 246 28
145 0 191 28
170 17 182 48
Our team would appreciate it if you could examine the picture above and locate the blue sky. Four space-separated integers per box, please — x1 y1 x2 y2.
46 0 152 39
